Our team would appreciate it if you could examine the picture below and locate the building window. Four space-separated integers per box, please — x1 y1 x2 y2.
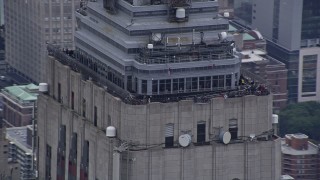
178 78 185 92
71 91 74 110
94 106 98 127
127 76 132 92
186 78 192 92
80 140 89 180
58 83 61 102
205 76 211 90
165 123 174 147
152 80 158 94
142 80 147 94
229 118 238 140
165 79 171 93
46 144 52 180
57 125 66 179
173 79 179 92
197 122 206 143
226 74 232 88
82 98 86 117
192 77 198 91
68 133 77 179
159 80 165 94
302 55 317 93
199 77 205 91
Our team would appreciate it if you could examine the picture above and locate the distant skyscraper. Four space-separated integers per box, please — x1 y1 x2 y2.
234 0 320 103
0 0 4 26
4 0 80 83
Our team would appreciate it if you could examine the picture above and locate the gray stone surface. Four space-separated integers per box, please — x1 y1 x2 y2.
37 57 281 179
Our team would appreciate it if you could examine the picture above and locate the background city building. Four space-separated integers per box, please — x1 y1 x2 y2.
233 0 320 103
1 83 38 127
281 133 320 180
6 125 34 180
228 25 288 111
218 0 234 12
4 0 80 83
241 50 288 112
0 0 4 26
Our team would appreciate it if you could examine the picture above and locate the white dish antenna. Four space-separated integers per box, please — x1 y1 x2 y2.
219 131 231 144
106 126 116 138
179 134 192 147
218 32 227 40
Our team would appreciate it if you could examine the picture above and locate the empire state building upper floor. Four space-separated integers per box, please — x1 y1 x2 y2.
71 0 240 96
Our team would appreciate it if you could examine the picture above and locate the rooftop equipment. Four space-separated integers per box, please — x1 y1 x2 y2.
39 83 48 93
178 134 192 147
106 126 116 138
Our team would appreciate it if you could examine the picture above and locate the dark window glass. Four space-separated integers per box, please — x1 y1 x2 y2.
192 77 198 91
127 76 132 92
71 91 74 110
226 74 232 88
165 79 171 93
186 78 192 92
199 77 205 91
46 144 52 180
152 80 158 94
302 55 317 93
205 76 211 90
218 75 224 89
173 79 179 92
197 123 206 143
212 76 218 89
94 106 97 127
229 119 238 140
82 98 86 117
179 78 184 92
165 123 174 147
58 83 61 102
159 80 165 93
142 80 147 94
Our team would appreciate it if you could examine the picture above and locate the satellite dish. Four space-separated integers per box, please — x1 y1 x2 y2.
218 32 227 40
219 131 231 144
179 134 192 147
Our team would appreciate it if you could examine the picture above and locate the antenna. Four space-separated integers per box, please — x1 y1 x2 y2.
179 134 192 147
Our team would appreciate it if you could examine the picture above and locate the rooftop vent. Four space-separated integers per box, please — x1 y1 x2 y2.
176 8 186 19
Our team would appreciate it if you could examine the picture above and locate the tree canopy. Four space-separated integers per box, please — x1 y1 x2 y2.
279 101 320 141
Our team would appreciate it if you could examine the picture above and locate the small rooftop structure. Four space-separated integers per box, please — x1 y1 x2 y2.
281 133 318 156
1 83 38 105
241 49 267 63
